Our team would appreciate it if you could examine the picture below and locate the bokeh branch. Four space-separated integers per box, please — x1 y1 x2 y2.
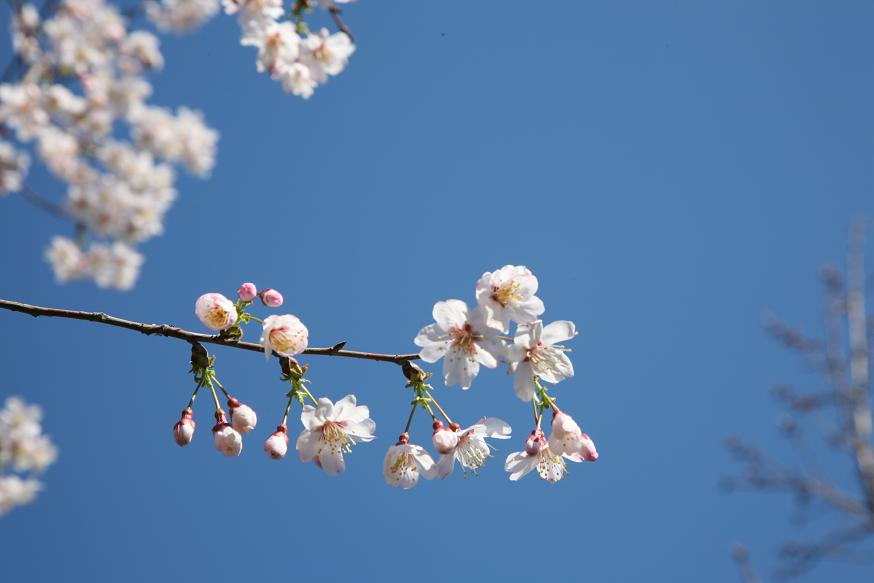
0 299 420 365
725 220 874 579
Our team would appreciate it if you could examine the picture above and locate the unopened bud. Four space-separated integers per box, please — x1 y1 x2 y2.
212 421 242 457
173 408 196 447
228 397 257 434
579 432 598 461
237 282 258 302
264 425 289 460
525 429 546 456
260 288 283 307
432 420 458 454
397 432 410 445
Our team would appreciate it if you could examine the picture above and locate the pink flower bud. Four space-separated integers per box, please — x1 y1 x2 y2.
431 420 458 454
212 411 242 456
173 408 196 447
260 288 283 308
264 425 289 460
227 397 257 434
237 282 258 302
525 428 546 456
551 411 582 441
579 432 598 461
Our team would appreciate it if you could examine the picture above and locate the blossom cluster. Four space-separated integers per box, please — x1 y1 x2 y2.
2 0 218 289
177 268 599 489
0 396 58 515
411 265 598 484
228 0 356 98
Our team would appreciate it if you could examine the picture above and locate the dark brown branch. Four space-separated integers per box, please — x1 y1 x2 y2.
0 299 420 365
328 5 354 43
19 183 74 222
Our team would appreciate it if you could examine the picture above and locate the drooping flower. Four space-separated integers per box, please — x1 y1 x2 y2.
212 411 242 456
435 417 512 478
227 397 257 434
295 395 375 476
504 443 567 483
548 411 598 462
414 300 504 389
260 314 308 359
506 320 577 401
383 434 436 489
237 282 257 302
172 407 196 446
195 293 238 331
475 265 544 332
264 425 288 460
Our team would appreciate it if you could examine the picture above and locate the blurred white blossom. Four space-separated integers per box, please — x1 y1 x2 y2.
0 397 58 516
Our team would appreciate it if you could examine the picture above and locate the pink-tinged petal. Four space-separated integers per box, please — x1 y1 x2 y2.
508 296 545 325
432 299 468 330
295 429 320 461
513 361 535 401
541 320 577 346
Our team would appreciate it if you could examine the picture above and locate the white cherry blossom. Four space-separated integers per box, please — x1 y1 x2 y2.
195 293 238 331
475 265 544 332
414 299 504 389
0 140 29 194
260 314 308 359
548 411 598 462
146 0 221 32
507 320 577 401
435 417 512 478
384 440 437 489
296 395 375 476
504 443 567 483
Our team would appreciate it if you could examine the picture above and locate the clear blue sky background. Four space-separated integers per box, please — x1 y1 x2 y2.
1 1 874 581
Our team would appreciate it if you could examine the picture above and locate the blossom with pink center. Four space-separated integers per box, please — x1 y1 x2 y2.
475 265 544 333
264 425 288 460
435 417 511 478
507 320 577 401
504 443 567 483
260 288 283 307
260 314 308 359
383 435 436 489
414 299 504 389
172 407 195 446
525 428 547 456
227 397 257 434
295 395 375 476
237 282 257 302
195 293 238 331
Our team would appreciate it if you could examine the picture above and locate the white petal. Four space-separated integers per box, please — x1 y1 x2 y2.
410 445 437 479
444 349 480 389
316 397 335 420
345 418 376 442
318 449 345 476
333 394 357 420
480 417 512 439
504 451 537 481
432 299 468 329
435 453 456 479
541 320 577 346
513 361 535 401
295 430 320 461
300 405 319 430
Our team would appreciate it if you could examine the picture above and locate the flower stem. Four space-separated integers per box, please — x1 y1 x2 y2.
248 314 264 323
403 402 418 433
211 373 231 399
187 377 205 409
208 380 221 412
424 390 452 425
282 395 293 425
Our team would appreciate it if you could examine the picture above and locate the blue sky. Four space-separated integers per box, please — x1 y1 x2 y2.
2 1 874 581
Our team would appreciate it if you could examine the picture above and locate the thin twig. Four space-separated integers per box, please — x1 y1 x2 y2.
0 299 420 365
328 5 354 43
19 183 74 222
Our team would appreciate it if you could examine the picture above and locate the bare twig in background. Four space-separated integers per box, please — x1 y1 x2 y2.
0 299 420 365
726 220 874 579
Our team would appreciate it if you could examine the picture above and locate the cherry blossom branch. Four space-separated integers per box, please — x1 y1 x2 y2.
19 183 74 222
327 5 354 43
0 299 420 365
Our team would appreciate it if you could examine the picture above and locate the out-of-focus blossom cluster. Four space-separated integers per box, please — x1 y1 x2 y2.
228 0 355 98
1 0 218 290
146 0 222 32
0 396 58 515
